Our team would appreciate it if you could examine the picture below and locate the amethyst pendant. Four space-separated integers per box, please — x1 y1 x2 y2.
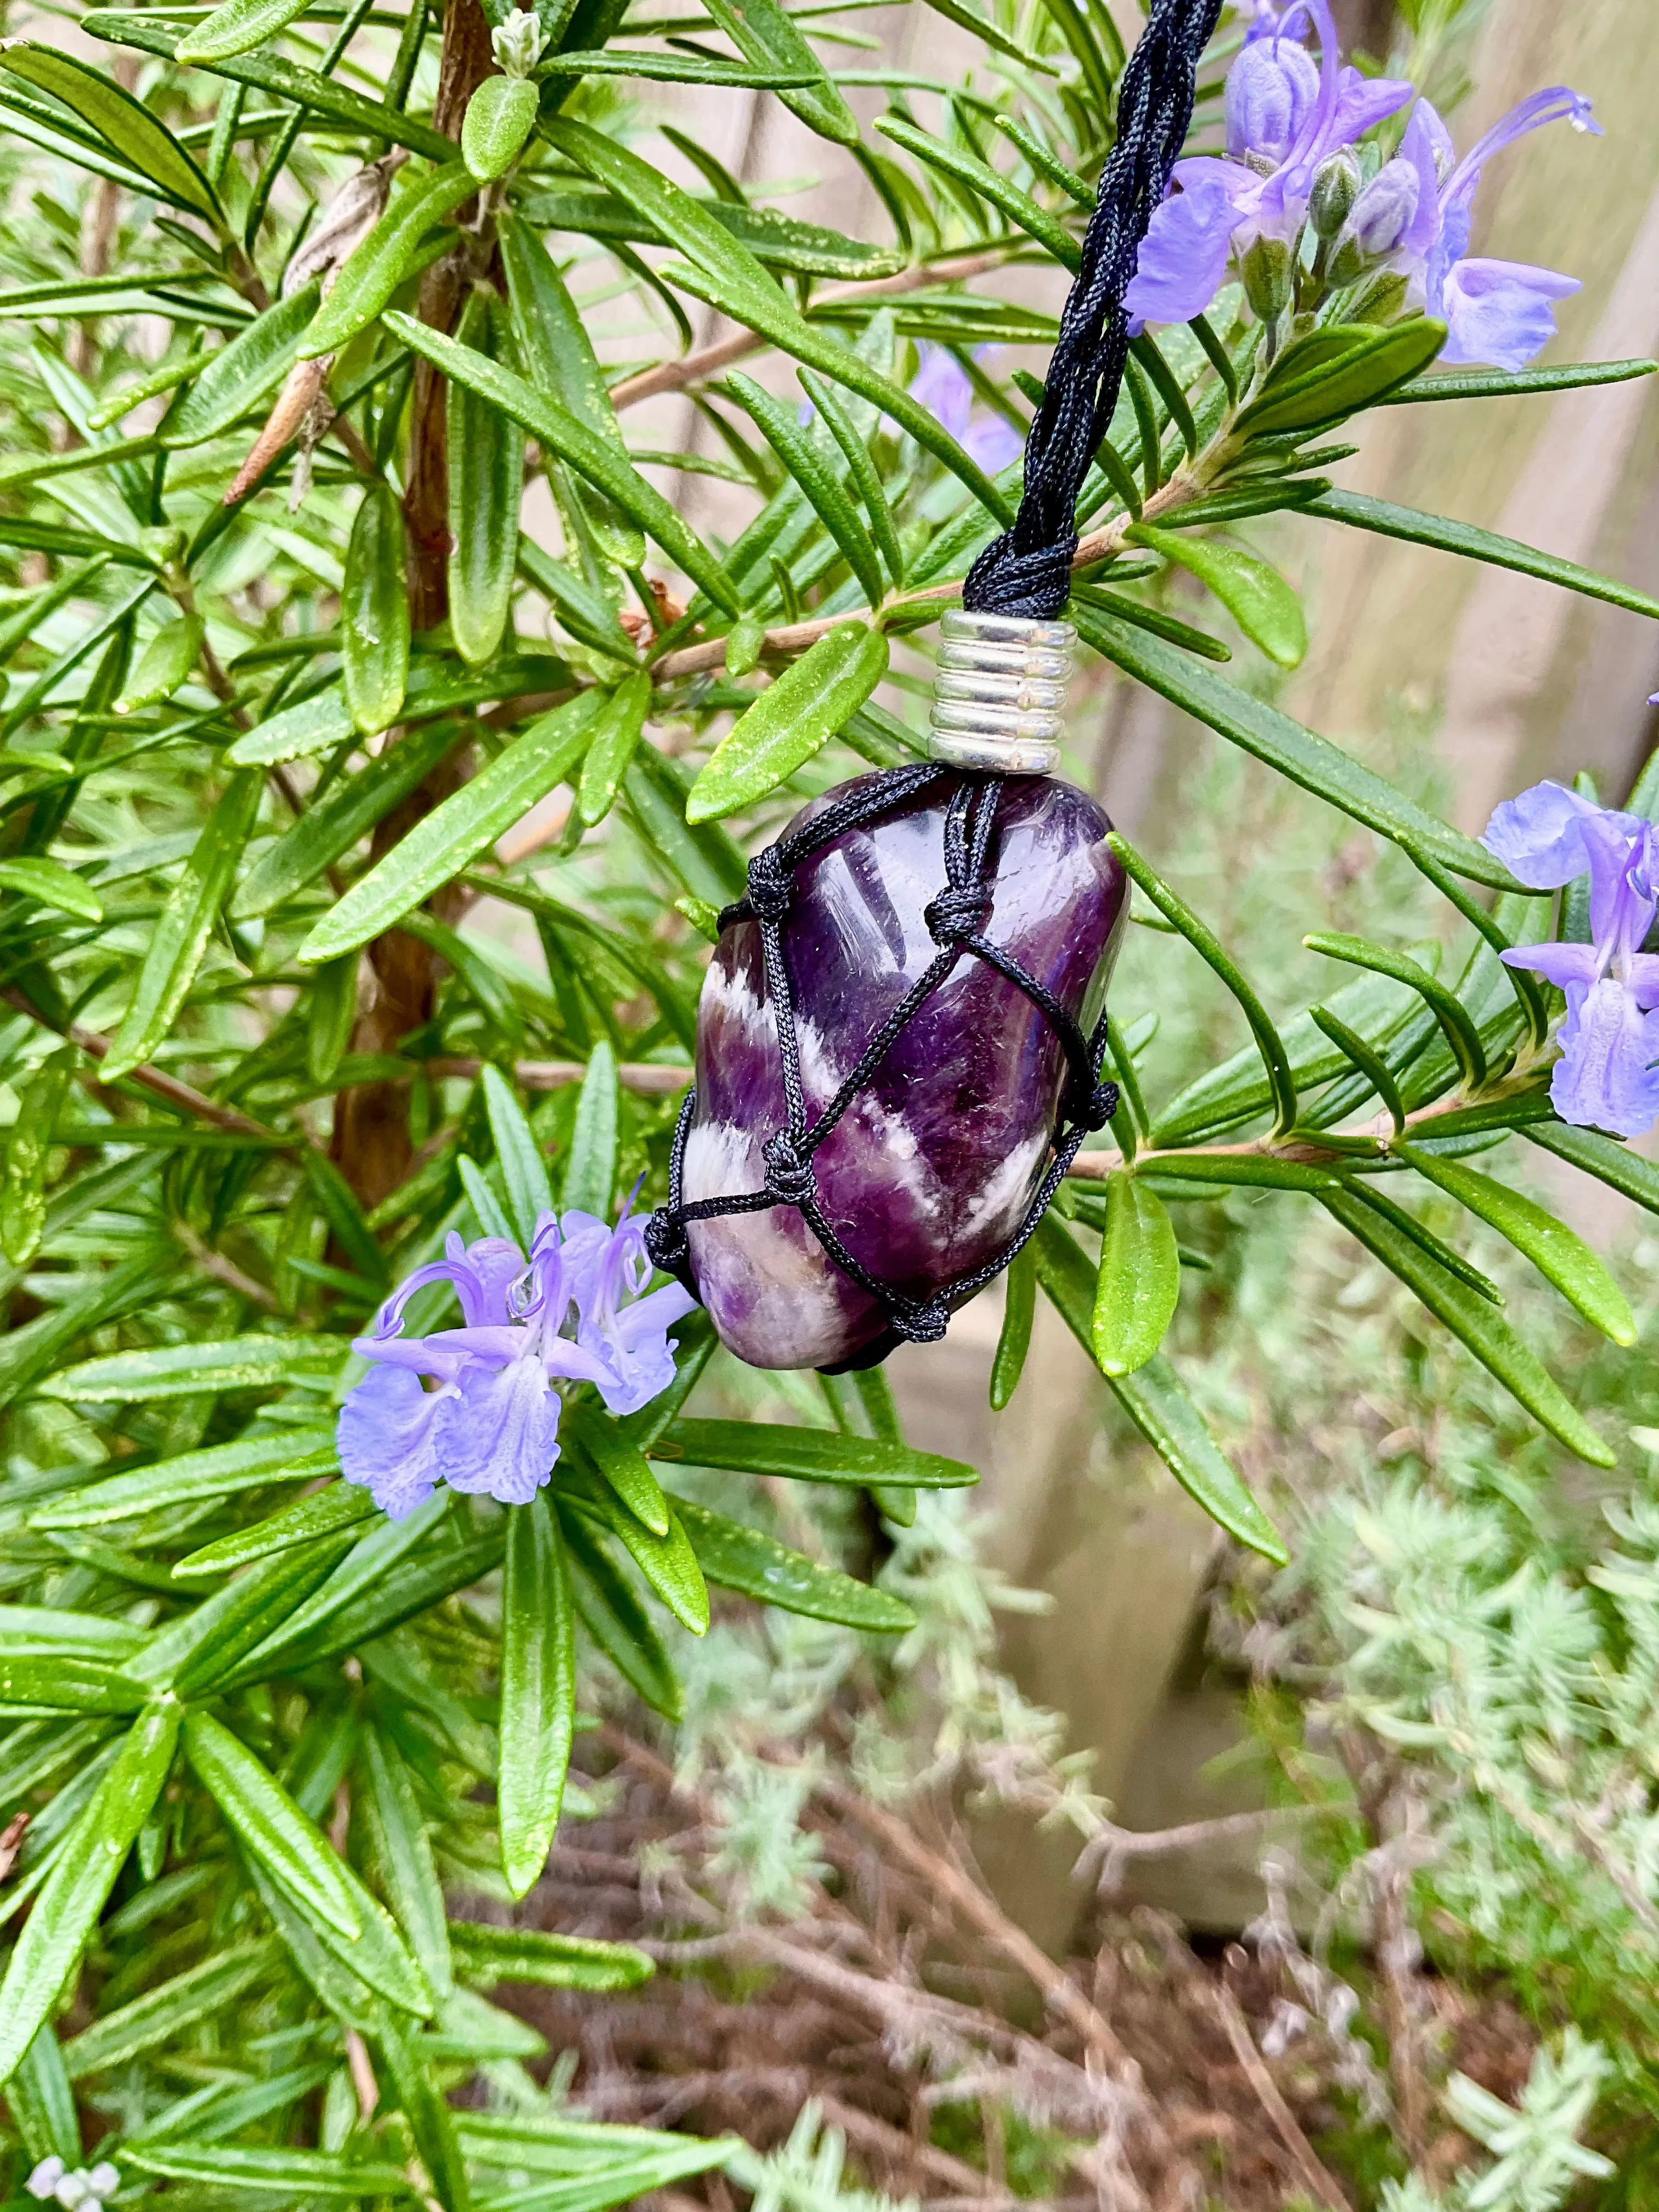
665 768 1127 1370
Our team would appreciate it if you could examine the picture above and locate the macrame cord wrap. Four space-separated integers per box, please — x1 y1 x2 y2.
645 0 1224 1367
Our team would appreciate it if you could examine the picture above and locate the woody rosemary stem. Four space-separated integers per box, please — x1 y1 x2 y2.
330 0 494 1214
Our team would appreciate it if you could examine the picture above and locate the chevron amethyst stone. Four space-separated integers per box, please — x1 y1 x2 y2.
681 770 1127 1369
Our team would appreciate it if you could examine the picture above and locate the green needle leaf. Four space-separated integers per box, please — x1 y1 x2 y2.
183 1710 363 1938
171 1483 377 1581
482 1063 555 1246
342 483 409 737
100 772 261 1082
544 119 1013 524
1321 1185 1614 1465
1075 607 1512 888
298 687 609 961
562 1041 620 1222
1397 1144 1636 1346
1305 930 1487 1092
729 371 887 611
448 298 523 668
176 0 313 62
1387 357 1656 404
874 114 1080 268
1034 1218 1286 1562
1308 489 1659 621
1127 521 1307 669
1111 832 1298 1136
1527 1123 1659 1221
989 1242 1036 1410
567 1408 671 1537
299 162 478 360
648 1418 977 1490
699 0 859 143
0 1703 179 2085
1233 318 1447 436
383 312 742 613
687 621 889 821
499 1494 577 1900
232 719 460 918
1091 1171 1181 1376
0 858 101 921
0 46 223 226
676 1498 915 1630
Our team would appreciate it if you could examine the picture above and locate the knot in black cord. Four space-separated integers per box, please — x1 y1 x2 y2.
891 1300 951 1345
924 883 992 946
964 540 1079 625
644 1207 690 1276
747 847 792 926
761 1130 817 1208
1068 1077 1122 1132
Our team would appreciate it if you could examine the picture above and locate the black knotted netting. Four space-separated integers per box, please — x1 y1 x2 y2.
643 765 1121 1370
644 0 1223 1364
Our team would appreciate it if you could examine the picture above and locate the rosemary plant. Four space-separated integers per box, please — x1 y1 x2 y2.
0 0 1652 2196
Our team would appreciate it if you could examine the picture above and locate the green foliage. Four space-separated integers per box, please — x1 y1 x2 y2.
0 0 1653 2193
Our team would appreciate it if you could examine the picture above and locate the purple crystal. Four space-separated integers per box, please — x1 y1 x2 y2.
682 771 1127 1369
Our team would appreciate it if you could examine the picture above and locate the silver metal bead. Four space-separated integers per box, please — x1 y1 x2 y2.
929 608 1075 775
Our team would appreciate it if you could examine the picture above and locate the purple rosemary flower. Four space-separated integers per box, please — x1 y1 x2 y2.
1124 0 1412 325
1485 781 1659 1139
1380 89 1598 370
337 1208 695 1518
907 345 1024 476
560 1190 700 1415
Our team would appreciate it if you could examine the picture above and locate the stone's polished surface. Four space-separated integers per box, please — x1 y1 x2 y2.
684 770 1127 1369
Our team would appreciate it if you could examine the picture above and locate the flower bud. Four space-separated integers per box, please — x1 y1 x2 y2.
490 4 547 79
1224 35 1321 165
138 523 188 567
1344 157 1421 257
1308 149 1360 239
1240 233 1294 324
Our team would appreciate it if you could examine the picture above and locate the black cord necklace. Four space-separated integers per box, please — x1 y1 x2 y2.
646 0 1224 1372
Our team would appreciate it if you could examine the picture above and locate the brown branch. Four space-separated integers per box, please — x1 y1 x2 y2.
332 0 495 1214
425 1056 689 1095
344 2028 380 2123
588 2068 995 2198
646 467 1200 684
1077 1802 1340 1896
608 249 1017 413
2 983 283 1140
172 1219 280 1310
0 1812 29 1882
1066 1063 1550 1181
816 1777 1144 2086
1209 1981 1350 2210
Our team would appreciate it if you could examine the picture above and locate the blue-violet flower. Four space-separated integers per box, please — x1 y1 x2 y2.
907 344 1024 476
1381 89 1598 371
1123 0 1412 326
337 1202 696 1519
1484 781 1659 1139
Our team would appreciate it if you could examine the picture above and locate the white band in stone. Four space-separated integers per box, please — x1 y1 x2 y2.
929 608 1075 776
